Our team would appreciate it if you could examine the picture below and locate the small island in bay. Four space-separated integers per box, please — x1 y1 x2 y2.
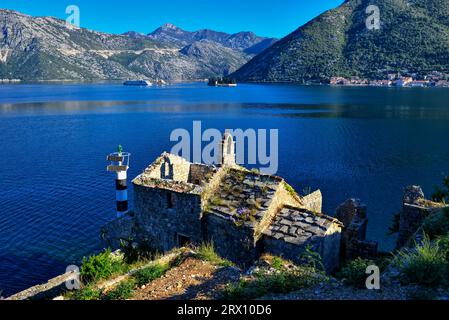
208 77 238 87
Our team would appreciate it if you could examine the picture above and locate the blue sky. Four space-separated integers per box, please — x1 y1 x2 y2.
0 0 344 38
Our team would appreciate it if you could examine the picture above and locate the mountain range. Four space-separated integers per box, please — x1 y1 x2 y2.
2 0 449 83
0 9 276 81
232 0 449 82
145 23 277 55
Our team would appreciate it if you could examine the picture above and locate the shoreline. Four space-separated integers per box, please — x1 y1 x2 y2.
1 79 448 88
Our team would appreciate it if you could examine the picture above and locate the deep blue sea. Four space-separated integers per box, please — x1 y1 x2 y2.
1 82 449 296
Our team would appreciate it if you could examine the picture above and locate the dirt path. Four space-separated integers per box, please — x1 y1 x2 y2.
132 257 241 300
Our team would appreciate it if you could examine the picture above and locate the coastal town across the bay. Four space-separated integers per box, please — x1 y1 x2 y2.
331 71 449 87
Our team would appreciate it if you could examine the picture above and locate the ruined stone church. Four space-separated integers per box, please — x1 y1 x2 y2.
104 134 376 271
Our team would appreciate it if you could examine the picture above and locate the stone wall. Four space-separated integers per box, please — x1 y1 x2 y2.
251 180 304 240
336 199 378 261
322 223 344 272
397 186 447 248
280 182 305 209
188 164 216 185
302 190 323 213
345 239 378 260
397 203 433 248
145 153 191 182
101 214 136 249
262 206 342 272
134 184 203 252
253 180 283 240
263 231 341 273
200 166 229 210
204 213 258 267
7 272 77 300
263 236 308 265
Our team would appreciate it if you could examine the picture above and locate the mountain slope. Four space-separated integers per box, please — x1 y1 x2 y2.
0 9 156 80
122 40 249 80
147 23 277 54
0 10 263 81
232 0 449 82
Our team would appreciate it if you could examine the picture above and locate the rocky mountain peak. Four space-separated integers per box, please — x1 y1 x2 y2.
160 23 180 31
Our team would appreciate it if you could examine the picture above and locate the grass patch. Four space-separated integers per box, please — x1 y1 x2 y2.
284 182 299 199
70 250 185 300
134 263 170 287
271 257 284 271
337 258 375 288
80 249 127 284
221 266 323 300
195 243 234 267
437 233 449 261
104 280 136 300
210 196 224 207
71 285 104 301
394 235 448 287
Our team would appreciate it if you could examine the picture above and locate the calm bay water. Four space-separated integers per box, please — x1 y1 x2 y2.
1 82 449 296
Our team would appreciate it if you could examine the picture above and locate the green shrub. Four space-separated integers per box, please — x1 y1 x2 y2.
394 235 448 287
72 286 103 301
80 249 125 284
298 245 326 272
284 182 298 198
338 258 375 288
104 280 136 300
437 233 449 263
195 243 233 267
423 209 449 240
222 278 267 300
271 257 284 271
133 264 170 287
221 266 323 300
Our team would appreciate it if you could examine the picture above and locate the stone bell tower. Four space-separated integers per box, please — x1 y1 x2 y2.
219 132 236 167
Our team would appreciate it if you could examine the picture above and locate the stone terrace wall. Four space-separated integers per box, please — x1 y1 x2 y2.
7 272 76 300
134 184 203 251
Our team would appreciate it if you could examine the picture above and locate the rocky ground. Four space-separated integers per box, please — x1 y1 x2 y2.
266 281 449 301
130 254 448 301
131 257 241 300
263 281 410 300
